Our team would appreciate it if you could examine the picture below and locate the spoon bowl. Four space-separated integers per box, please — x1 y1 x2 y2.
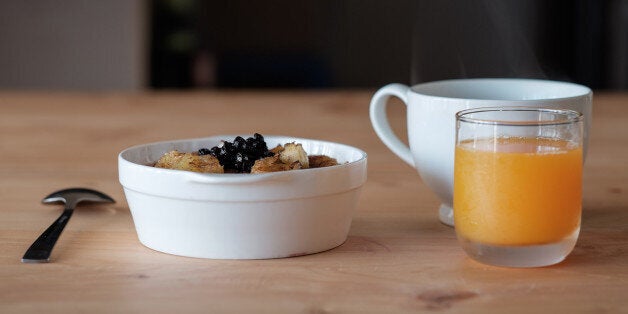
42 188 115 207
22 188 115 263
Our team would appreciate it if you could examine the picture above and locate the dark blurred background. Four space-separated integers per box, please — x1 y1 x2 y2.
1 0 627 90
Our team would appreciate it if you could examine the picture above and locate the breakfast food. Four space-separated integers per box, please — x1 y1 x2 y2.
198 133 273 173
277 142 309 168
308 154 339 168
154 133 338 174
154 150 224 173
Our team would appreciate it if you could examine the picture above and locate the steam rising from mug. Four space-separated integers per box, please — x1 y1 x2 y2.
411 1 550 84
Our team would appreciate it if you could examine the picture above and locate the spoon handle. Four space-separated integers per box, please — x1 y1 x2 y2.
22 209 74 263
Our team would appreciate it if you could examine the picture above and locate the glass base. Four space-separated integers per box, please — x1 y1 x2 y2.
458 228 579 268
439 204 454 227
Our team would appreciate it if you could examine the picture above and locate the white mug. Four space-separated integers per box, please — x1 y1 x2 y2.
369 78 592 226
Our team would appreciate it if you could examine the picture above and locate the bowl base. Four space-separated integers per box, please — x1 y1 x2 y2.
136 236 348 260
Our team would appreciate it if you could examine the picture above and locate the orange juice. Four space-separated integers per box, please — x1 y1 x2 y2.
454 137 582 246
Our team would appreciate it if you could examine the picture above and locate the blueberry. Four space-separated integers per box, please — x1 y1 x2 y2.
206 134 273 173
234 136 246 148
198 148 211 155
210 147 221 156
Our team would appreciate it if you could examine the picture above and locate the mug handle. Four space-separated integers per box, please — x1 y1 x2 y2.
369 83 414 167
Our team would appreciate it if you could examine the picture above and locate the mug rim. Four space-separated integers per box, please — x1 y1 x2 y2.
409 78 592 102
456 107 584 126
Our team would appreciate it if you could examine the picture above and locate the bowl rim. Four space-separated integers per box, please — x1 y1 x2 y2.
119 134 368 183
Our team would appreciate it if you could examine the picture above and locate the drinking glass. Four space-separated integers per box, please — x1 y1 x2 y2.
454 107 583 267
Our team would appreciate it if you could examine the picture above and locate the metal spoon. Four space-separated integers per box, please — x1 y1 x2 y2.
21 188 115 263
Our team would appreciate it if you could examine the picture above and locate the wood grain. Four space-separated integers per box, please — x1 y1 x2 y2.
0 91 626 313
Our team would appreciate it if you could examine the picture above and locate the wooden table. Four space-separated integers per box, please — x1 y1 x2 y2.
1 91 626 313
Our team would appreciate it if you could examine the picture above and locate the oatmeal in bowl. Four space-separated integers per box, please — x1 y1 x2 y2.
153 133 339 174
118 134 367 259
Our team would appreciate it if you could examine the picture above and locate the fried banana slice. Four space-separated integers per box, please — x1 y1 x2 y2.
308 155 339 168
154 150 224 173
250 155 302 173
279 142 309 168
269 144 284 154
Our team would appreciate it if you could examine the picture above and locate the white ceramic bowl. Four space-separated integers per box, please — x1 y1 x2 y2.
118 135 367 259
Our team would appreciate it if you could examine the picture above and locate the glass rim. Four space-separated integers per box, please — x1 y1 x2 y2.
456 107 583 126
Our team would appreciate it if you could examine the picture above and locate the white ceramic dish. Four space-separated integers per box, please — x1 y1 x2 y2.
118 135 368 259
